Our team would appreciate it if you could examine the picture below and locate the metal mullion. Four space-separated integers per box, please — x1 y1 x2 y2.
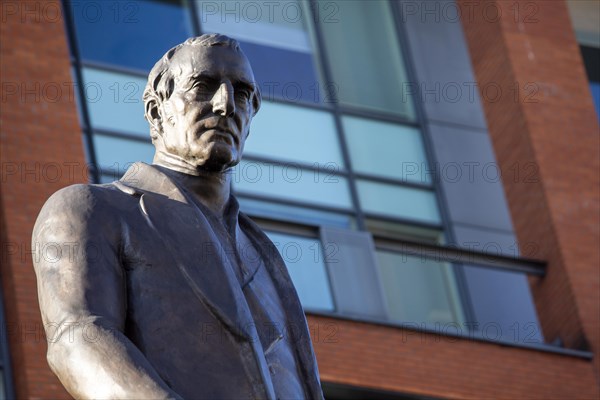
234 192 355 216
335 104 420 127
242 154 349 176
94 128 152 144
187 0 202 35
389 0 477 326
353 172 434 191
245 212 546 276
79 60 148 79
373 238 546 277
363 212 444 231
62 0 100 183
261 96 335 112
307 0 366 231
242 155 439 193
252 217 320 239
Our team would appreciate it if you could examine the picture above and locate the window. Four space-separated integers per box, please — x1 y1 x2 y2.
67 0 467 330
72 0 192 71
266 231 335 311
314 0 415 118
376 251 464 326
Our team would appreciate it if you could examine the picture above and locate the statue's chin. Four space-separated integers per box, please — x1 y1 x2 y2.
189 148 234 172
154 145 239 176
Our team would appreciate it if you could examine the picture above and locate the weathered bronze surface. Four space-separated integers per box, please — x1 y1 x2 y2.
32 34 323 399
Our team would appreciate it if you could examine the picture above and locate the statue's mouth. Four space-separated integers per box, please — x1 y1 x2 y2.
201 128 236 146
195 116 239 146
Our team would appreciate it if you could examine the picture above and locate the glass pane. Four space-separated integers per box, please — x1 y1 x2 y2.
198 0 311 52
376 250 464 325
232 161 352 209
239 197 355 229
93 134 154 177
343 116 429 183
82 68 148 137
245 101 344 167
591 82 600 119
197 1 321 104
566 0 600 48
266 231 334 311
357 180 441 225
0 370 4 400
463 264 543 344
315 0 415 118
99 174 118 184
73 0 192 71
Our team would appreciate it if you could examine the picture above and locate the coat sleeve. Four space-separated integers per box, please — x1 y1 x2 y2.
32 184 183 399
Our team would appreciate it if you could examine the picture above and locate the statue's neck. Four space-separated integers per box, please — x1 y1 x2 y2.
153 153 231 217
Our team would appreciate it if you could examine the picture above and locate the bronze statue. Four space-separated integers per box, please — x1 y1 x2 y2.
32 34 324 399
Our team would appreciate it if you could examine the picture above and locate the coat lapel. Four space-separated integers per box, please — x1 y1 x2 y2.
119 163 255 341
239 214 324 399
119 162 322 399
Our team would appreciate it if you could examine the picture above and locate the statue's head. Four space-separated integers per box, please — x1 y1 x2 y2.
143 34 261 173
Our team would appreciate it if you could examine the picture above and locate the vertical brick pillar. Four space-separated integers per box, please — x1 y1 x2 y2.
1 0 85 397
458 0 599 367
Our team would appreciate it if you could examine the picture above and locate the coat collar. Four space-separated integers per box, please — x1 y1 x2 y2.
118 163 255 340
118 162 191 204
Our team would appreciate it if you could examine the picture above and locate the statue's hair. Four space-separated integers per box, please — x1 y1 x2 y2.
143 34 261 140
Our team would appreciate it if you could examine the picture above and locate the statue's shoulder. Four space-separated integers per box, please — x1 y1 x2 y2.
34 182 139 240
41 181 135 213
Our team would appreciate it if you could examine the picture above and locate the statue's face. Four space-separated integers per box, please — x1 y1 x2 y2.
157 45 257 172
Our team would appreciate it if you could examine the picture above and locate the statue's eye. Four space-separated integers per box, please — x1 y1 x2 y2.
192 81 212 94
235 86 252 102
237 90 250 101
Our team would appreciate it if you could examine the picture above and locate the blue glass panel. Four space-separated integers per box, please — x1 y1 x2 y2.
590 82 600 120
73 0 192 71
245 101 343 167
238 197 355 229
237 41 320 104
198 0 312 52
99 174 118 184
197 1 321 103
464 265 544 344
315 0 415 117
93 134 154 178
376 250 464 325
82 68 148 137
232 161 352 209
343 116 430 184
357 180 441 225
266 231 334 311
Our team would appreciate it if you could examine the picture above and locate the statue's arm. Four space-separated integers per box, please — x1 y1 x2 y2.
32 184 182 400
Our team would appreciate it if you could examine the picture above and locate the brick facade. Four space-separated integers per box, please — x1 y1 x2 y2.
457 0 600 368
1 0 81 397
1 0 598 399
308 315 599 399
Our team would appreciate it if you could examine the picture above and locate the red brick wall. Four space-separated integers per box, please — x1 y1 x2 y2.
457 0 600 369
308 315 599 399
1 0 84 398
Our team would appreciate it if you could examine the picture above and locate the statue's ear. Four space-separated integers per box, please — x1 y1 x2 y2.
145 96 162 135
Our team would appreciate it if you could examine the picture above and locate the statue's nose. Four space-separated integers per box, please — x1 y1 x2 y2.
211 82 235 117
